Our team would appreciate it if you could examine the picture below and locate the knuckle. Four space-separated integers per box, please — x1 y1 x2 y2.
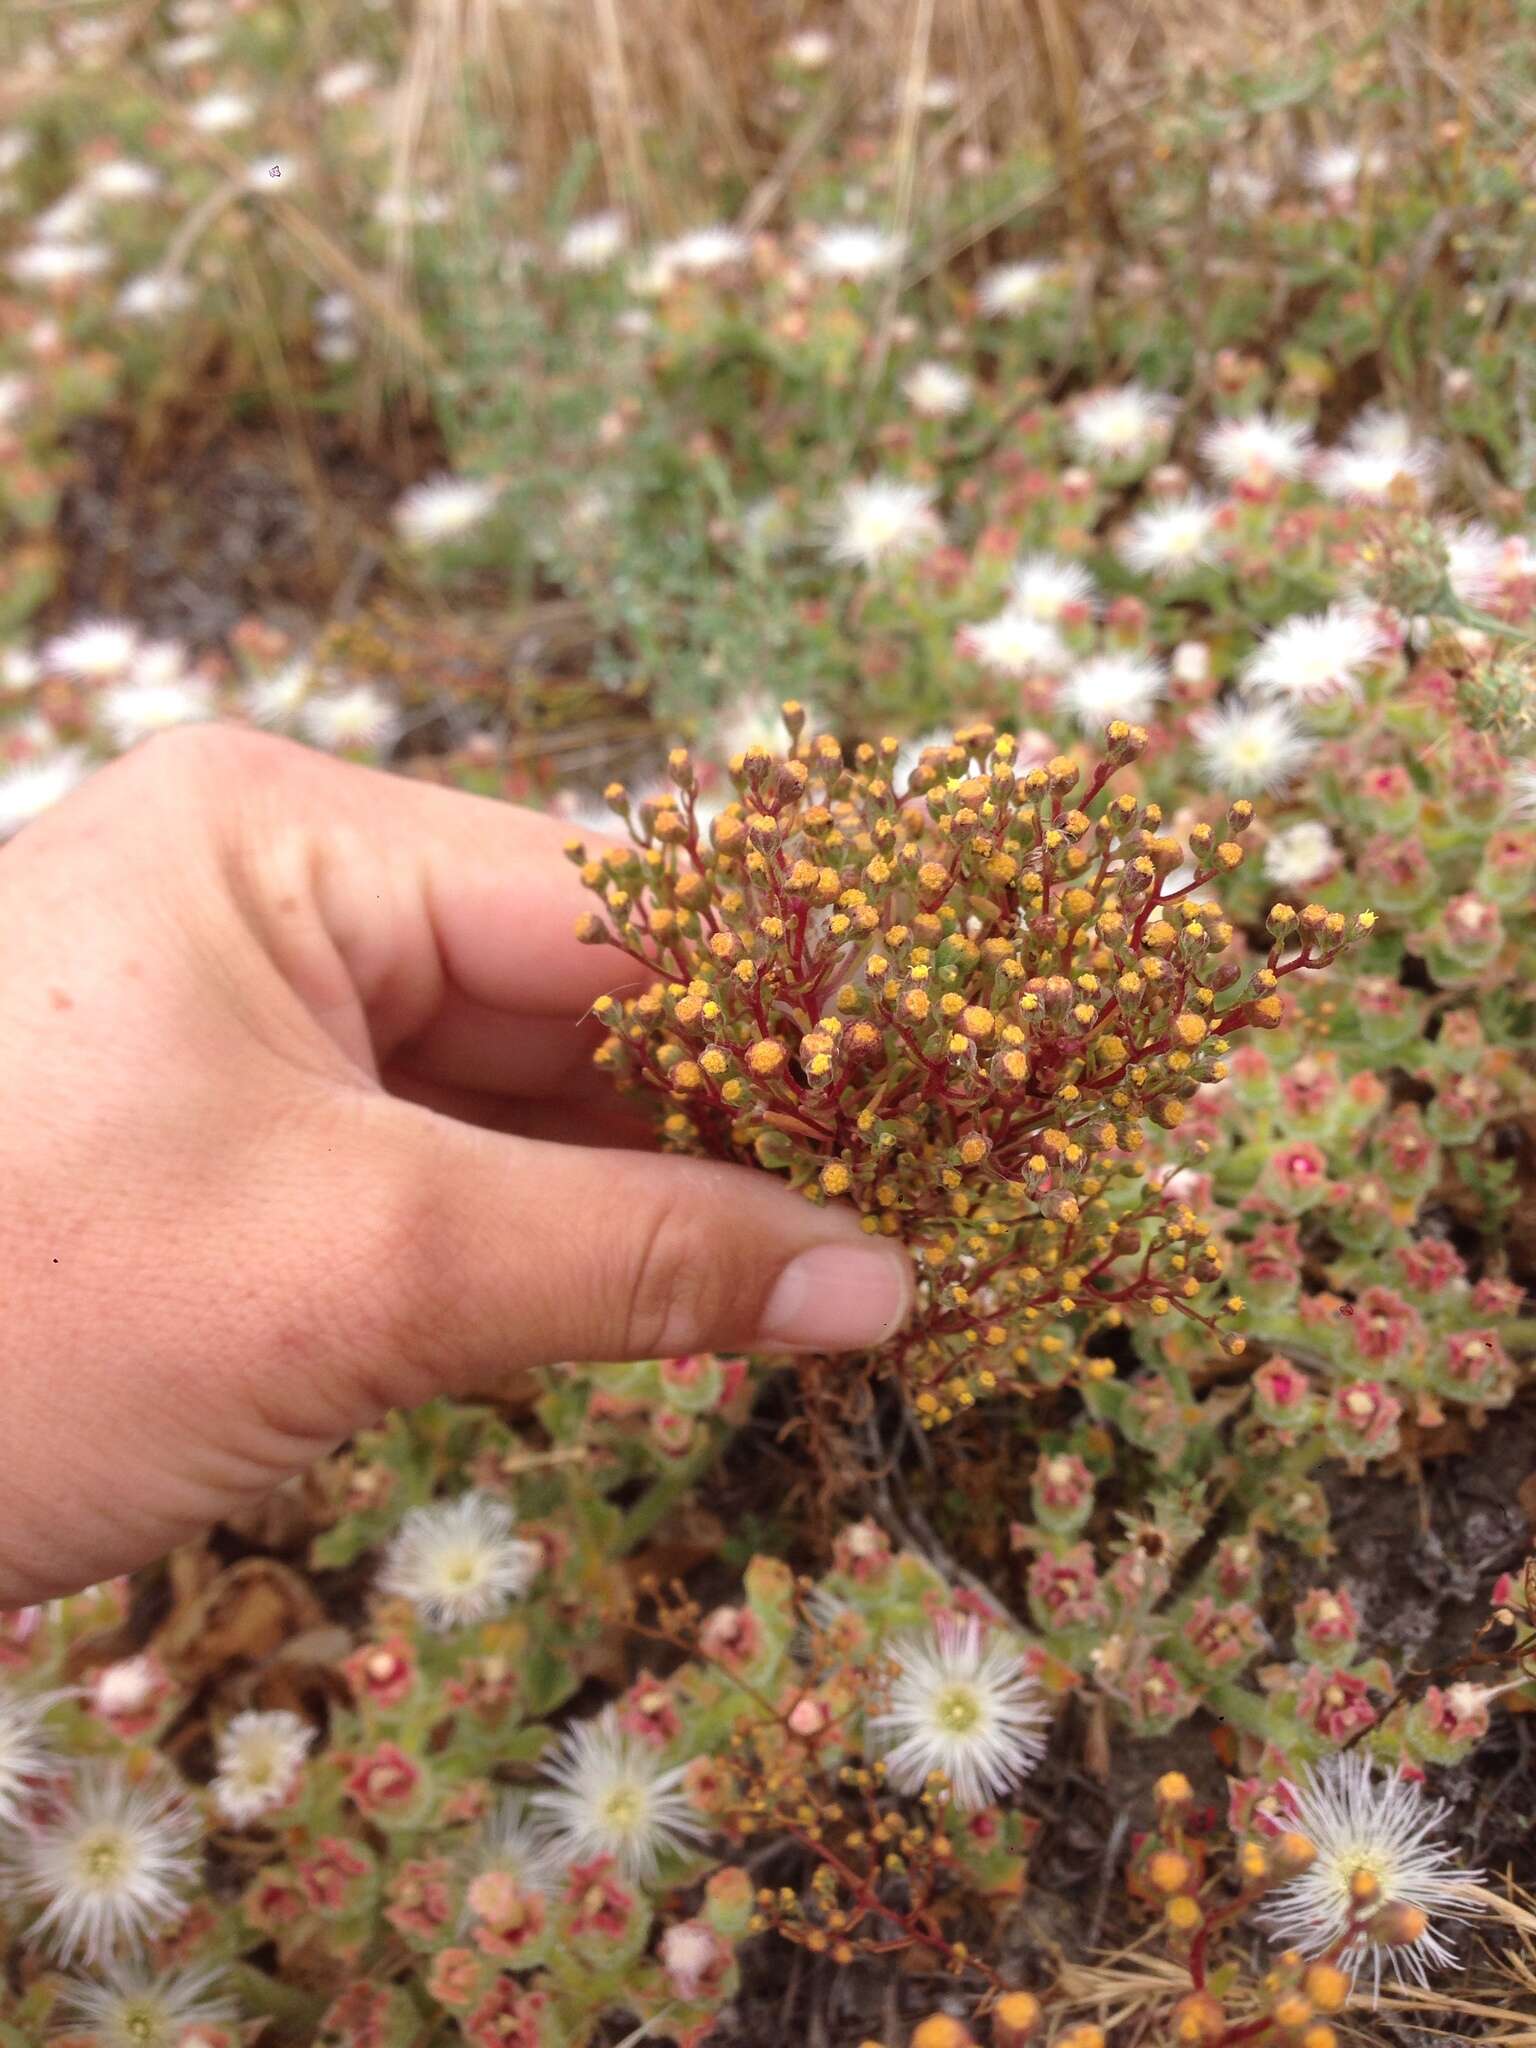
621 1178 731 1358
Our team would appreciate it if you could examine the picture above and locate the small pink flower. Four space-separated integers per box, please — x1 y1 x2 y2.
661 1918 733 2002
242 1867 306 1932
1294 1586 1360 1655
1417 1680 1493 1746
617 1673 682 1748
425 1947 482 2011
563 1855 639 1942
344 1741 424 1818
468 1869 549 1960
384 1857 454 1941
787 1694 830 1739
1347 1286 1426 1366
832 1518 892 1581
319 1984 393 2048
1442 1328 1513 1399
1328 1378 1403 1453
1395 1239 1466 1293
1027 1545 1107 1629
1032 1452 1094 1518
88 1653 173 1737
296 1836 374 1914
1296 1666 1377 1743
698 1604 763 1671
464 1980 549 2048
342 1636 417 1710
1253 1357 1312 1422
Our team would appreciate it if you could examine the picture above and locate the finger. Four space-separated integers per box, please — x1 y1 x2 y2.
383 1069 657 1149
344 1092 914 1392
390 994 610 1098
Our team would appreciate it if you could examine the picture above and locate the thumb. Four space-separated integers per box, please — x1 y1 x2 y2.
360 1099 915 1390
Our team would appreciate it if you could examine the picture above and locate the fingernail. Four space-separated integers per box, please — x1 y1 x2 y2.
759 1243 913 1354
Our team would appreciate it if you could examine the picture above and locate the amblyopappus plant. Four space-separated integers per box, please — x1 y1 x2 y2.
568 714 1371 1420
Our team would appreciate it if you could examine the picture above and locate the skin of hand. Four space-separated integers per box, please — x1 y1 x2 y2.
0 725 913 1608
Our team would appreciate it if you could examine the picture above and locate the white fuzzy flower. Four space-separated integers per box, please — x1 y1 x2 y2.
1 643 39 691
117 271 194 320
8 1764 200 1964
1264 819 1340 889
963 608 1069 679
1241 606 1390 707
158 31 221 68
533 1706 706 1878
241 658 312 727
62 1960 234 2048
1316 407 1439 502
35 190 99 241
298 682 400 754
0 749 89 840
317 59 378 104
211 1710 313 1826
783 28 835 68
1060 651 1167 731
975 262 1054 317
468 1795 565 1893
805 222 906 282
1441 522 1510 609
96 677 215 751
90 1659 160 1722
1008 553 1096 622
0 371 30 426
130 640 190 689
379 1492 541 1632
0 1686 57 1826
44 618 140 681
1201 412 1314 487
188 91 255 134
559 211 627 271
1118 493 1221 577
900 360 972 419
1506 762 1536 820
1069 383 1176 468
394 473 500 548
1303 144 1366 191
1190 699 1316 794
85 159 161 202
9 241 110 287
871 1615 1048 1811
825 477 942 570
636 225 750 293
1262 1751 1486 1999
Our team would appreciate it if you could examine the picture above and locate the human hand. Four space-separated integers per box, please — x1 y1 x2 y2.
0 727 912 1605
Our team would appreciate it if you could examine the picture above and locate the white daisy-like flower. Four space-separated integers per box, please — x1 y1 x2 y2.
636 225 750 293
95 677 216 752
0 1686 56 1826
130 639 190 690
1 643 39 691
900 360 972 419
1508 763 1536 820
1189 698 1316 794
0 371 30 426
8 1764 200 1965
559 211 627 271
317 59 378 104
1241 606 1390 707
117 271 194 320
44 617 140 681
467 1795 565 1895
1441 522 1509 609
1008 553 1096 623
870 1614 1049 1811
211 1710 314 1827
62 1960 235 2048
975 261 1054 317
188 91 255 134
0 749 89 840
158 31 220 68
394 473 500 548
84 159 161 202
805 222 906 282
298 682 400 755
962 608 1069 679
1303 144 1366 191
1264 819 1340 889
1316 407 1439 502
241 658 312 727
1261 1751 1486 2000
1118 493 1222 577
1069 383 1176 469
35 190 99 241
783 27 835 68
9 241 110 287
825 477 942 570
533 1707 707 1879
1201 412 1315 487
379 1492 541 1632
1060 651 1167 732
90 1658 161 1722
